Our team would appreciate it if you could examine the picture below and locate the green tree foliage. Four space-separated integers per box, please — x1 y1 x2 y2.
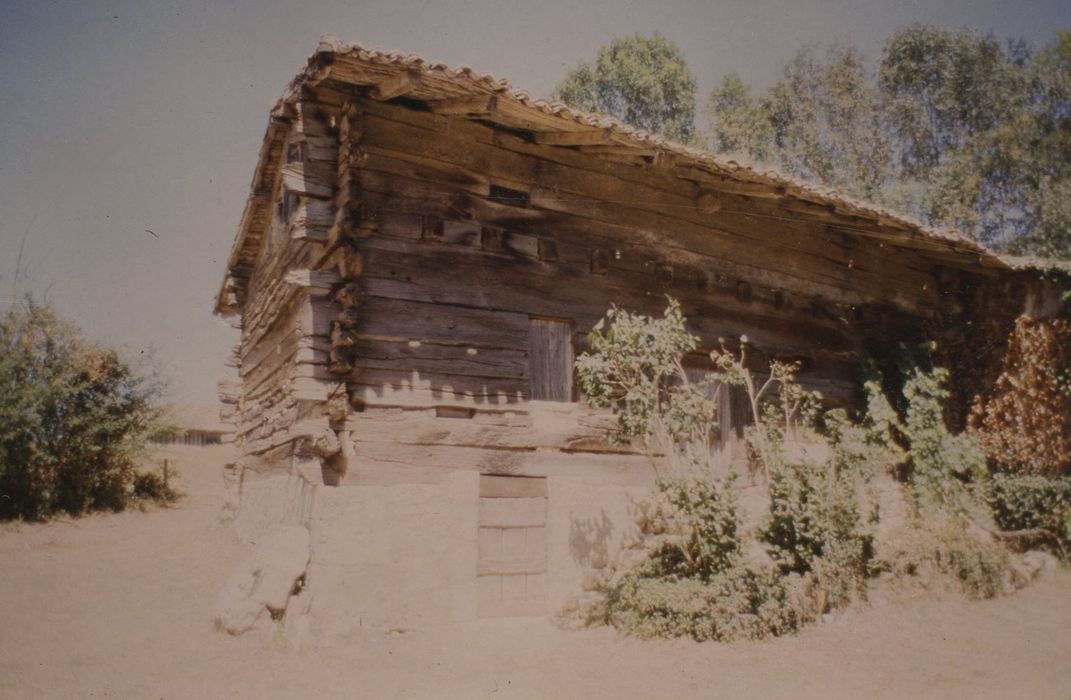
578 301 1058 638
700 26 1071 258
703 74 773 161
880 26 1028 177
554 33 698 143
760 45 893 201
575 298 721 476
0 300 165 520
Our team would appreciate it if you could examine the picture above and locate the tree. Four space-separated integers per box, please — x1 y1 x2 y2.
762 44 892 201
880 26 1029 177
697 26 1071 258
554 33 698 143
0 299 166 520
703 74 773 161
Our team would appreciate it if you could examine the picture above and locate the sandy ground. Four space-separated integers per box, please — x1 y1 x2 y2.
2 446 1071 700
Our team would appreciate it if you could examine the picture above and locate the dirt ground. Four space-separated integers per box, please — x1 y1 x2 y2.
2 446 1070 700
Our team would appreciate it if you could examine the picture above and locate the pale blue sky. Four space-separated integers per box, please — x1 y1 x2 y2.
1 0 1068 402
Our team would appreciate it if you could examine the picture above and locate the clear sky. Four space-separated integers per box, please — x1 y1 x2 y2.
1 0 1068 403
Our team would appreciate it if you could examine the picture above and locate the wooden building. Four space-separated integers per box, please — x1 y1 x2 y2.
155 402 230 447
214 37 1063 633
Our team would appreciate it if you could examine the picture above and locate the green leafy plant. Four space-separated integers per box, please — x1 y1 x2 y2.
0 299 167 520
555 33 698 143
643 476 743 581
575 298 723 478
986 473 1071 555
863 354 987 513
581 300 882 641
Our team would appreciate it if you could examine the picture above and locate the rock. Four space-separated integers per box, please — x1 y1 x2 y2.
1021 550 1059 580
1003 550 1059 593
215 525 311 635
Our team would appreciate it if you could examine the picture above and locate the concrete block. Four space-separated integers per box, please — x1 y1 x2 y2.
501 574 526 601
525 527 546 559
526 572 547 601
477 527 502 560
479 497 547 528
479 474 548 498
501 527 527 558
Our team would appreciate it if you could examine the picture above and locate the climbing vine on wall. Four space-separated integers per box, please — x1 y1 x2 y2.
968 315 1071 476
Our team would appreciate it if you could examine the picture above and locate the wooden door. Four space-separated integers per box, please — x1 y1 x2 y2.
528 318 574 402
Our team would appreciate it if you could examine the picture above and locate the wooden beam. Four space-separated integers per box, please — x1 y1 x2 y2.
533 129 613 147
577 145 658 158
370 70 422 100
697 191 722 215
285 269 341 294
427 94 498 116
699 177 786 199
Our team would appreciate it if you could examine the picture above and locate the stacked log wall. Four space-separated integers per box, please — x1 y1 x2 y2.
232 100 344 474
233 90 998 483
318 95 962 481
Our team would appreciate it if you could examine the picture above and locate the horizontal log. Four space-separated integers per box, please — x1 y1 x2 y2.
280 161 335 198
345 405 624 452
370 69 422 100
354 297 531 349
347 440 656 483
350 337 529 380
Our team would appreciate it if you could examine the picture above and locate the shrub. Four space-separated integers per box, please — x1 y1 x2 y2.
601 563 811 642
760 462 874 584
645 476 742 580
863 355 988 513
581 303 1043 642
0 299 165 520
889 515 1011 599
986 473 1071 553
575 298 723 477
132 460 181 505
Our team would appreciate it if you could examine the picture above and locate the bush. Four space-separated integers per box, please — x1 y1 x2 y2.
601 563 811 642
644 477 742 580
0 300 165 520
881 515 1011 599
581 302 1047 642
132 460 181 505
760 462 874 586
986 473 1071 553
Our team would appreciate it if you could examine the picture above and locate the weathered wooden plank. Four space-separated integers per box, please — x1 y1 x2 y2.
280 161 335 198
346 443 658 484
344 407 623 452
353 297 530 350
353 236 857 355
533 129 612 146
528 318 573 402
370 69 422 100
350 337 528 379
357 98 946 288
354 163 937 313
348 367 529 408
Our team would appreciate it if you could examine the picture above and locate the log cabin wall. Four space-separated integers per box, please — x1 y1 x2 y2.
224 83 1023 490
299 91 973 483
229 100 346 477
